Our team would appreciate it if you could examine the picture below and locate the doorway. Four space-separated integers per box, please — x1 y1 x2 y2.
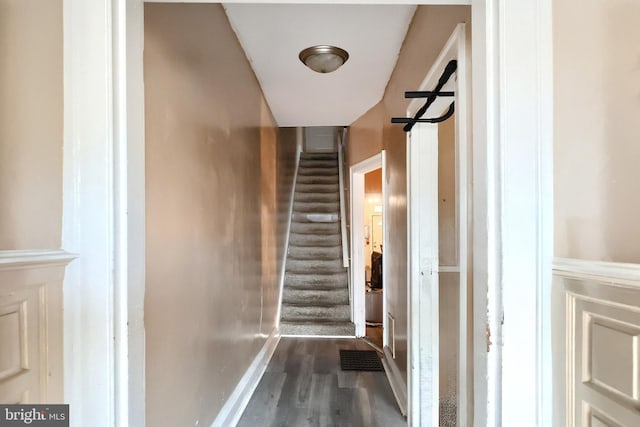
350 152 386 340
406 24 470 426
363 168 384 351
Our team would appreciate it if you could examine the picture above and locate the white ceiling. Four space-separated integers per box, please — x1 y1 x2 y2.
223 4 417 127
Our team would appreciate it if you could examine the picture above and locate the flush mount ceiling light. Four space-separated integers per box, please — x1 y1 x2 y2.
299 45 349 74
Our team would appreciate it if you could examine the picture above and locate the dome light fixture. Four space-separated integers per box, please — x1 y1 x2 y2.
299 45 349 74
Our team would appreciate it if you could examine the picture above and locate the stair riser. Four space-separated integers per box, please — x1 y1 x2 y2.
284 273 347 289
295 183 340 194
286 260 345 274
293 202 340 214
279 322 355 336
290 222 340 234
300 153 338 161
281 304 350 321
288 246 342 260
291 213 339 223
299 160 338 169
282 289 349 305
294 192 339 203
289 234 341 247
296 175 339 185
297 167 339 176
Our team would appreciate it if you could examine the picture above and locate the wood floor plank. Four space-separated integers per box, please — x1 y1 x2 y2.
237 337 407 427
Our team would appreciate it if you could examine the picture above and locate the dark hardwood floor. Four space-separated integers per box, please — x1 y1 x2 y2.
238 337 407 427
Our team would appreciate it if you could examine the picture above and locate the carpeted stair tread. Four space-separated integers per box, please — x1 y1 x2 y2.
281 304 350 321
294 191 340 203
280 321 355 336
297 167 339 176
289 221 340 234
295 183 340 193
282 288 349 305
286 259 345 274
280 151 354 337
296 175 339 185
291 213 339 223
299 159 339 168
289 233 341 247
300 153 338 160
284 272 348 289
293 201 340 213
288 245 342 260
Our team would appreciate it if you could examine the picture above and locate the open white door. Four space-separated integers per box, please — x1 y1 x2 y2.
406 24 470 426
407 123 440 425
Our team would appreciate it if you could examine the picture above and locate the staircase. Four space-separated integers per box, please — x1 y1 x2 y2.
280 152 355 336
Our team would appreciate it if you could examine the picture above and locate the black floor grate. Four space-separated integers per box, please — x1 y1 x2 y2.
339 350 384 371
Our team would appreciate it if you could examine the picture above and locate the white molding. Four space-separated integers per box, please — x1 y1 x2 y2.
382 345 407 416
121 0 147 425
63 1 118 426
210 328 281 427
553 258 640 283
0 250 77 271
381 150 388 349
494 0 554 426
338 138 349 269
350 152 383 337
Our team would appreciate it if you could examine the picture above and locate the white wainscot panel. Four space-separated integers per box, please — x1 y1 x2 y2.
554 258 640 427
0 250 75 403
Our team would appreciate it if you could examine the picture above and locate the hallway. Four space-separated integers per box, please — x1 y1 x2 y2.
238 338 406 427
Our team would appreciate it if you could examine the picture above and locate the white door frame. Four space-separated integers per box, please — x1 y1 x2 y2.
63 0 552 426
350 152 387 338
406 24 469 426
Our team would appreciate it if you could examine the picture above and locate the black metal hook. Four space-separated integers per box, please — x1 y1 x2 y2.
391 59 458 132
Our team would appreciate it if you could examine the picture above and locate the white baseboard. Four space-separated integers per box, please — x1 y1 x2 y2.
211 328 281 427
382 345 407 416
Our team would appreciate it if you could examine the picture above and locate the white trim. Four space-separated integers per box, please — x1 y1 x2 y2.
349 152 384 337
210 328 281 427
63 1 118 426
494 0 554 425
121 0 147 425
0 250 77 271
470 1 498 424
276 128 303 328
382 346 407 416
553 258 640 283
381 150 388 348
453 22 472 427
338 137 349 269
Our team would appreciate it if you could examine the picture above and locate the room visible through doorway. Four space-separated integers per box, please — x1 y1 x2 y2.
363 168 383 351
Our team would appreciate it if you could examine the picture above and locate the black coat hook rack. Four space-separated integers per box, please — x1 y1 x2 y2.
391 59 457 132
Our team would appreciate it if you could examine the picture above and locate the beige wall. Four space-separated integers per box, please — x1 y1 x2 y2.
348 4 470 385
554 0 640 264
0 0 63 250
144 4 297 426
